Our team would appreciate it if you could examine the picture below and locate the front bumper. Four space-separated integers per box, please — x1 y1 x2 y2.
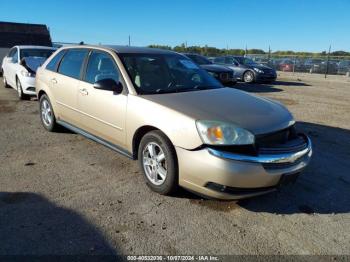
18 76 36 95
176 135 312 200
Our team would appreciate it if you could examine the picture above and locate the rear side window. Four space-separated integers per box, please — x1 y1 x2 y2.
84 51 120 84
58 49 89 79
46 50 66 72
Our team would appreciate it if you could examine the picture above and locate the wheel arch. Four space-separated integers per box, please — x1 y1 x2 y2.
132 125 160 159
38 90 47 99
132 125 178 161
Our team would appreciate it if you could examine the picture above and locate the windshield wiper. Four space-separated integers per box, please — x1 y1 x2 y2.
148 85 220 95
192 85 220 90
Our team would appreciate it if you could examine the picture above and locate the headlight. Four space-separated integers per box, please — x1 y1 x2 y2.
20 70 34 77
196 120 255 145
253 68 264 74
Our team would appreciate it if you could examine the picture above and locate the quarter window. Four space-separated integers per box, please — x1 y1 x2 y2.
46 50 66 72
58 49 89 79
84 51 120 84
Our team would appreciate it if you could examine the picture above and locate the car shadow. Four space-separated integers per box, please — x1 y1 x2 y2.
0 192 118 256
273 80 311 86
239 121 350 215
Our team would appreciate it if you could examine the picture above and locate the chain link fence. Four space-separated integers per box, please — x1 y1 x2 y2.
246 54 350 76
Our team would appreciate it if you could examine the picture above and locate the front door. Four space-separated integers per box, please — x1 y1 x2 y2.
77 50 127 148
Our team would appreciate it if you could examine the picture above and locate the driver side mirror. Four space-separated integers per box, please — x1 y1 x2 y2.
93 78 123 94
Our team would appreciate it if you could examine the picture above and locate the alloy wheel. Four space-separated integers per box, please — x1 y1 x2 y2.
142 142 167 186
41 99 53 127
244 71 254 83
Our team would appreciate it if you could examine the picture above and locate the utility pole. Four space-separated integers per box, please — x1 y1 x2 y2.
245 45 248 56
128 35 131 46
268 45 271 64
325 45 331 78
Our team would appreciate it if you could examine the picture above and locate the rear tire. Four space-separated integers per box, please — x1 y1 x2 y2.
39 94 59 132
243 70 255 83
16 78 30 100
138 130 178 195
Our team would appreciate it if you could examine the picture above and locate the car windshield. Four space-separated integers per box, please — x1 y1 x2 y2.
235 57 258 66
187 54 212 65
20 49 55 59
119 53 223 95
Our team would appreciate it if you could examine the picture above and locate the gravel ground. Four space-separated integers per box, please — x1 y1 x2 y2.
0 74 349 256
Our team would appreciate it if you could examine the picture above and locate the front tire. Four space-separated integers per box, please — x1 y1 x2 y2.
243 70 255 83
138 130 178 195
16 78 30 100
3 74 10 88
39 94 59 132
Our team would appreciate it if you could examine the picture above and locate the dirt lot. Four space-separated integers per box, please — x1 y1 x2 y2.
0 73 349 256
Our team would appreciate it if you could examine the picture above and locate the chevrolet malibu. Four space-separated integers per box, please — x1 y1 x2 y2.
36 45 312 200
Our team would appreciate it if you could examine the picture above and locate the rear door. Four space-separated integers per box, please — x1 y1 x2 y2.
77 50 127 147
53 49 89 126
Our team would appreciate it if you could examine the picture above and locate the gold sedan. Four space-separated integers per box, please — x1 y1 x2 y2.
36 45 312 200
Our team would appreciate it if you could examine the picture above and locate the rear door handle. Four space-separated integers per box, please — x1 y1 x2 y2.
51 78 57 84
79 88 88 96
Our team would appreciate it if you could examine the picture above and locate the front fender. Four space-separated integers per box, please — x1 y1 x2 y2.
125 95 203 153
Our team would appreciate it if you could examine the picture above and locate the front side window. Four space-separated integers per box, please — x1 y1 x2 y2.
244 58 258 65
46 50 66 72
225 57 237 65
214 57 225 64
84 51 120 84
119 53 222 94
58 49 89 79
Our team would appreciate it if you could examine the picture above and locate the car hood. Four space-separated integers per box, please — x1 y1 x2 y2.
245 64 274 71
200 64 231 72
143 88 294 135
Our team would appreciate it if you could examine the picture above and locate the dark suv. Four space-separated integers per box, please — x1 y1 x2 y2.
214 56 277 83
184 53 236 85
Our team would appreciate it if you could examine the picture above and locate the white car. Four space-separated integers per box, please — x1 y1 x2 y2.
1 45 56 99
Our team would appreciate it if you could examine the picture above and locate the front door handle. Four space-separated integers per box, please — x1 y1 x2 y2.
51 78 57 84
79 88 88 96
